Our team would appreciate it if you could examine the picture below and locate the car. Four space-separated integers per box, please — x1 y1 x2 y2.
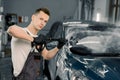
45 21 120 80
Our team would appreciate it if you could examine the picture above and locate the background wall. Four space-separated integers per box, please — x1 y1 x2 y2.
92 0 109 22
3 0 78 34
3 0 109 34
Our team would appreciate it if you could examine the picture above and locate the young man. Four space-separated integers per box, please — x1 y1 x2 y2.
7 7 65 80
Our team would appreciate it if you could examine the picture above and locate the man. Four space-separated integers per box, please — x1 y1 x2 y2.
7 7 65 80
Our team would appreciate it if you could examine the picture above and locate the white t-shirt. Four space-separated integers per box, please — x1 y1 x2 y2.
11 28 37 76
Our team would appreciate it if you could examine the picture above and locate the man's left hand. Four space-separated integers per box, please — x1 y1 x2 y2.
57 38 67 49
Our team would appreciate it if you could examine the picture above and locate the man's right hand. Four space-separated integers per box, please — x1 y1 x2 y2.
33 34 45 45
32 34 46 52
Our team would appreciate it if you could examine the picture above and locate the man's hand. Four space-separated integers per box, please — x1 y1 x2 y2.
32 34 46 52
33 34 45 44
57 38 67 49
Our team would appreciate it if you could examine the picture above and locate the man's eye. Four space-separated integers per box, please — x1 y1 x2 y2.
40 18 43 20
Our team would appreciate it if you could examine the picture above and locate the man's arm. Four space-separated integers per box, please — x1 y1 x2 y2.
41 38 66 60
41 47 59 60
7 25 33 42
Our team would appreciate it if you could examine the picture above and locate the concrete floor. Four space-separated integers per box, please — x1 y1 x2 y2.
0 56 12 80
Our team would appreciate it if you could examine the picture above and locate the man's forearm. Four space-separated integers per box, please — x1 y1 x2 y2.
49 47 59 56
7 25 33 42
43 47 59 60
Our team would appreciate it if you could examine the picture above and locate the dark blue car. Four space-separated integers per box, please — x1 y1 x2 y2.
46 21 120 80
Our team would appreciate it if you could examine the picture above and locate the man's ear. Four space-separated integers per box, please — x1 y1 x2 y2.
31 14 35 21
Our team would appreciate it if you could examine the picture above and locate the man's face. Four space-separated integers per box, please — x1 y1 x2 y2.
32 11 49 30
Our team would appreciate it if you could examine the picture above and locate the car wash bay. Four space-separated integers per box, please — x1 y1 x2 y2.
1 0 120 80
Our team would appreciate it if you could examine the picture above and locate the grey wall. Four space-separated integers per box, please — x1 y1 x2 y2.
4 0 77 34
3 0 109 34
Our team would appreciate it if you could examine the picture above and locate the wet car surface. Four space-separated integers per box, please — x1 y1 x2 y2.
47 21 120 80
